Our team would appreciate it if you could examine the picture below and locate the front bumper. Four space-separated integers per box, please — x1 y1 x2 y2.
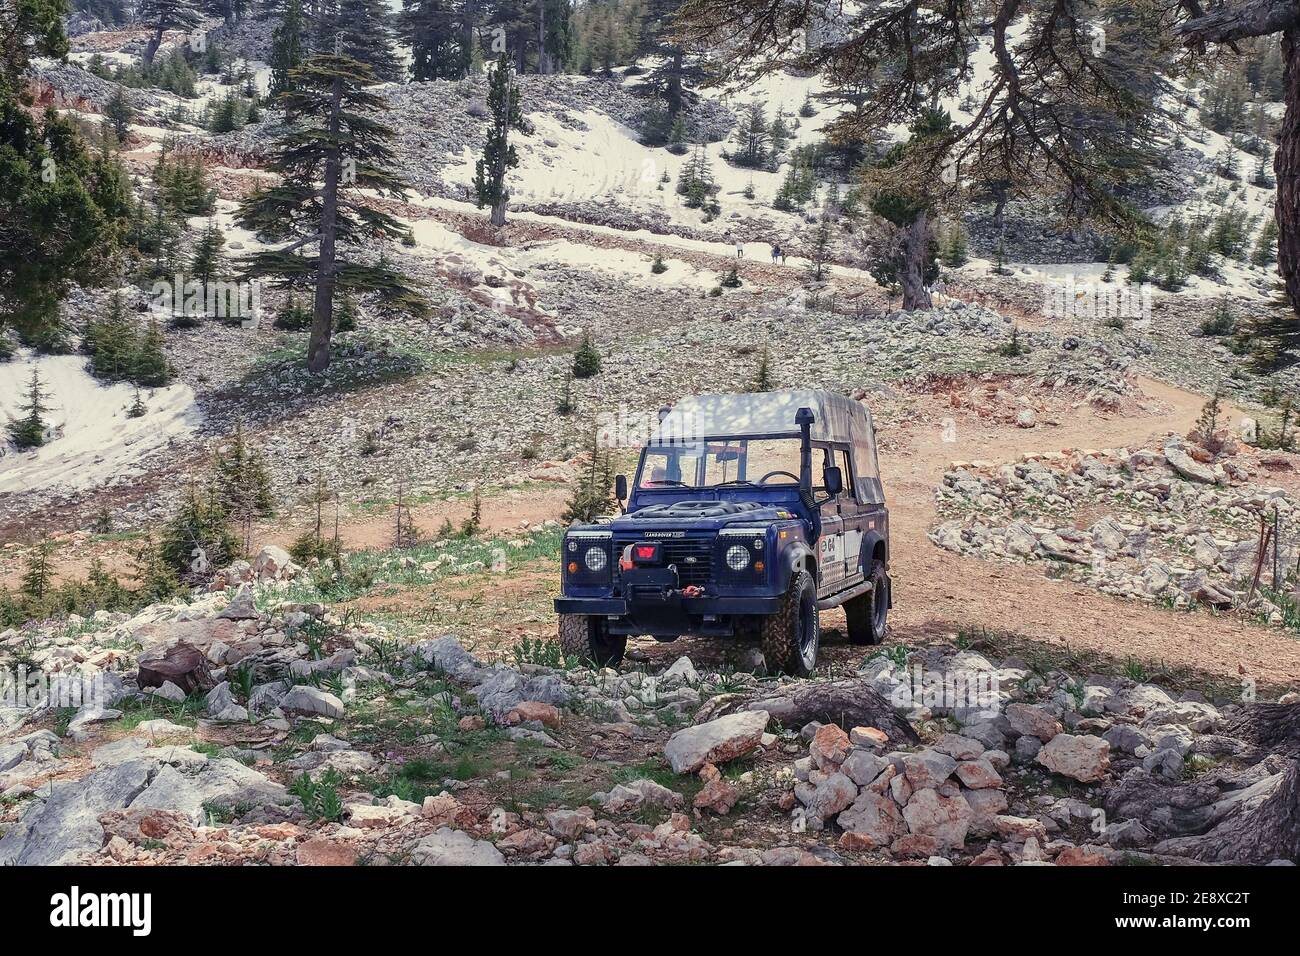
555 592 781 637
554 596 782 616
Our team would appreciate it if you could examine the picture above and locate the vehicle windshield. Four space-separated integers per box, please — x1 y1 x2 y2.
637 438 805 489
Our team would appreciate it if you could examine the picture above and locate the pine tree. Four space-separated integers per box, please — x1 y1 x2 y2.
269 0 306 101
7 368 52 449
314 0 402 83
666 112 687 155
806 215 833 281
105 84 133 140
474 52 528 227
401 0 470 81
1254 218 1280 267
139 0 204 69
214 420 274 518
733 100 769 169
236 52 426 372
85 292 137 382
941 221 968 267
160 482 239 576
20 541 54 601
572 332 601 378
751 344 773 391
132 320 172 387
132 531 183 601
190 218 225 286
2 43 128 346
562 431 615 523
127 387 147 418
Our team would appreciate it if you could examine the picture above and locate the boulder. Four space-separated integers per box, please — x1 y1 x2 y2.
901 788 972 850
280 685 345 719
664 711 769 774
954 757 1003 789
411 828 506 866
809 723 852 771
1006 703 1063 742
837 790 905 847
902 750 958 790
1036 734 1111 783
1164 441 1218 484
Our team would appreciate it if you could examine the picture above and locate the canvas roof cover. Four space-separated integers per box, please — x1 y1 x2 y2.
649 390 872 446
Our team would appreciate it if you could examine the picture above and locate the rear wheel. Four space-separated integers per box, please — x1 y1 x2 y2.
760 570 820 676
845 561 889 645
558 614 626 667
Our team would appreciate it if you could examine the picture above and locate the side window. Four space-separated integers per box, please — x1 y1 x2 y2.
839 449 858 501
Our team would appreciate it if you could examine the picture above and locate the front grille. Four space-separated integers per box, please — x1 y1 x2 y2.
662 540 713 586
617 537 713 587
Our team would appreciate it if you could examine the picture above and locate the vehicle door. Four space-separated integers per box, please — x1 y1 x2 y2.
815 446 847 598
835 446 867 588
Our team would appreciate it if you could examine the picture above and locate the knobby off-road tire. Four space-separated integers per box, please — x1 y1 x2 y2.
760 570 819 677
844 561 889 645
558 614 626 667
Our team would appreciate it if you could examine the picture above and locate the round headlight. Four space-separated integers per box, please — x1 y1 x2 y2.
567 538 578 553
584 546 608 572
726 545 750 571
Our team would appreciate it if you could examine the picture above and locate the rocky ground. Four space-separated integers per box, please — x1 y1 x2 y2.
2 543 1295 866
931 427 1300 629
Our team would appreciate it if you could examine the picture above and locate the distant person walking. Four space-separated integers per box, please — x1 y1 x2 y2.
736 238 744 258
779 247 788 265
771 244 781 263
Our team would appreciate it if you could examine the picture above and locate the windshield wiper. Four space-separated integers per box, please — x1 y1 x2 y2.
645 479 689 486
714 479 759 487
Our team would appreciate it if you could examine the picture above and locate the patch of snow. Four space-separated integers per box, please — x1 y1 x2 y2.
0 353 202 495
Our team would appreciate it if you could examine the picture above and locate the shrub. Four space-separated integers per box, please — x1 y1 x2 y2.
572 333 601 379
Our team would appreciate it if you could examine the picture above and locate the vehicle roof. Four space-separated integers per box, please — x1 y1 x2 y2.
649 390 873 446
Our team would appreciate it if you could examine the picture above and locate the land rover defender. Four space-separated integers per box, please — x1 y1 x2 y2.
553 389 890 675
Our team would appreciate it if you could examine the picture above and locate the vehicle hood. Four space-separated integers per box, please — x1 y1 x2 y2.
606 499 798 534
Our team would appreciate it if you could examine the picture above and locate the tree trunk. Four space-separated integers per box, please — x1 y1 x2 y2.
668 50 683 117
462 0 477 78
307 76 342 374
143 24 164 70
900 211 933 311
1180 2 1300 317
1279 25 1300 316
1155 759 1300 863
537 0 548 75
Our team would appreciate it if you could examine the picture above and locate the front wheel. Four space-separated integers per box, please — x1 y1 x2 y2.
760 570 820 676
558 614 626 667
845 561 889 645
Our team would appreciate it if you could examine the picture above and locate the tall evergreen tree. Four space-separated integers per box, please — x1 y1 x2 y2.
269 0 307 100
2 5 127 346
105 84 134 140
191 218 226 286
138 0 204 69
636 0 708 119
236 53 425 372
401 0 470 80
7 368 52 449
474 51 528 227
313 0 402 83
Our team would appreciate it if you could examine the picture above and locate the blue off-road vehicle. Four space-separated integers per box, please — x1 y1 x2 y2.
554 390 890 675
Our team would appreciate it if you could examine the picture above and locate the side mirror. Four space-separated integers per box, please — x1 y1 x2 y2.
614 474 628 504
823 465 843 497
